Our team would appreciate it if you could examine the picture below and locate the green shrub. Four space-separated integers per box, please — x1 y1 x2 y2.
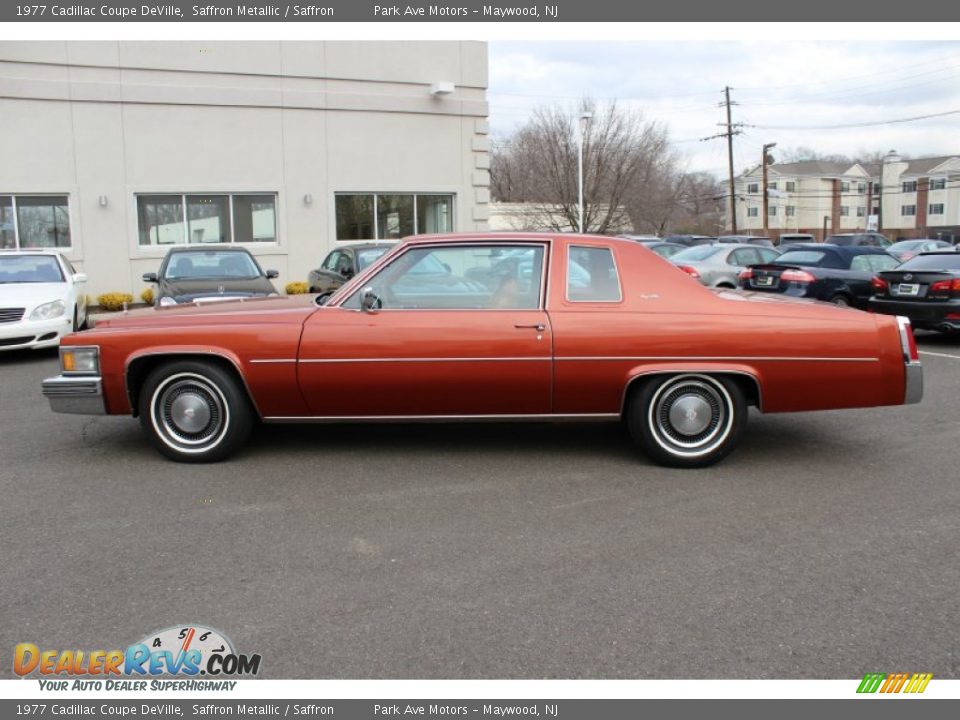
97 292 135 312
285 281 309 295
141 287 154 305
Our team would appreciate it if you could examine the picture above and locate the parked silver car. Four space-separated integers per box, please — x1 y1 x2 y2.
670 243 781 288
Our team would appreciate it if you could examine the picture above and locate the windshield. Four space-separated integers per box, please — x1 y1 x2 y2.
356 248 389 270
0 255 64 283
888 241 925 252
671 245 724 262
163 251 262 280
898 254 960 271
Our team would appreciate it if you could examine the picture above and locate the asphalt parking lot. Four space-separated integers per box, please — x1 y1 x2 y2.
1 335 959 680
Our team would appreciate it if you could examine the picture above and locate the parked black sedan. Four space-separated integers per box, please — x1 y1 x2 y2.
869 251 960 332
308 242 394 300
738 244 899 308
143 247 279 306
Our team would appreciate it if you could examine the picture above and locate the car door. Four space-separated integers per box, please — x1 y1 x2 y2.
297 242 553 417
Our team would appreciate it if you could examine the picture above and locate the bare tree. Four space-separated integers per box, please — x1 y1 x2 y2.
490 99 675 234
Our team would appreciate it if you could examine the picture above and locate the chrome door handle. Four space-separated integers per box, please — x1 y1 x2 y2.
514 323 546 331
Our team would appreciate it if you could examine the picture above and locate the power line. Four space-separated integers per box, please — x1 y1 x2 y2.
747 108 960 131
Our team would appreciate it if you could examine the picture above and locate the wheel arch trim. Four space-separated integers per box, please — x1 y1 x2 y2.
124 348 262 420
620 364 764 415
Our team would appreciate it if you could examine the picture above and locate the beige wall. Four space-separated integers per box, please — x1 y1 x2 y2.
0 41 490 298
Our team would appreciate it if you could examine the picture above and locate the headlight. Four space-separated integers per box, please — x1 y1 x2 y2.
61 346 100 375
159 296 178 306
29 300 66 321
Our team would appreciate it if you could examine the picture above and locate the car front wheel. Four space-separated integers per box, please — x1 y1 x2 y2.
627 373 747 468
138 360 254 462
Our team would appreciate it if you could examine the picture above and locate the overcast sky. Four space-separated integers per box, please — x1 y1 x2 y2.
488 41 960 178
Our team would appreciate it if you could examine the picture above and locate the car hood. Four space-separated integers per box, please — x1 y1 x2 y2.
157 276 277 302
0 282 68 311
92 293 318 329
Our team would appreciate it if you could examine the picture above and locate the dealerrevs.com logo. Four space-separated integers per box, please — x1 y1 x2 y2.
14 625 261 691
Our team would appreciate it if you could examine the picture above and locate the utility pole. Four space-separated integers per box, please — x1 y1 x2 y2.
762 142 777 237
701 86 743 234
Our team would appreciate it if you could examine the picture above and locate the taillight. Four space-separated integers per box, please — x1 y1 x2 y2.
678 265 701 279
929 278 960 295
780 269 816 284
871 276 889 293
897 316 919 362
739 268 753 280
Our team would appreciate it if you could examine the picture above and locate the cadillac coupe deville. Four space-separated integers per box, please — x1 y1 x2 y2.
42 233 922 468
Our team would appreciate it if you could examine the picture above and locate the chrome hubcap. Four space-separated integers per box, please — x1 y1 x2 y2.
169 392 212 434
151 373 230 453
667 393 713 436
648 375 734 459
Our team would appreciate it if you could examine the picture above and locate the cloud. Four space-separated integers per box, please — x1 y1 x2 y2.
489 41 960 174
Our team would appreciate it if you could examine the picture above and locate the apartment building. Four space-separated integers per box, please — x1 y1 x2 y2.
733 152 959 242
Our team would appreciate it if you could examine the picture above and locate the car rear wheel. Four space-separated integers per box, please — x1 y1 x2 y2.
831 294 852 307
138 360 253 463
626 374 747 468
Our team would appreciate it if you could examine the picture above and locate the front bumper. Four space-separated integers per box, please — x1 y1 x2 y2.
41 375 106 415
0 315 73 351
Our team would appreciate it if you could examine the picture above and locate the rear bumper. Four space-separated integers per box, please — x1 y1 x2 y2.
905 362 923 405
870 297 960 330
41 375 106 415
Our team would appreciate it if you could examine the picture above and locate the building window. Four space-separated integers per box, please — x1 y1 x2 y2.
856 206 866 217
768 206 777 217
840 206 850 217
785 181 796 192
857 183 867 195
0 195 71 250
930 178 946 191
872 206 880 215
768 182 777 191
136 193 277 246
929 203 945 215
902 205 917 217
747 183 759 194
335 193 454 240
902 180 918 193
747 207 759 218
840 181 851 193
785 206 796 217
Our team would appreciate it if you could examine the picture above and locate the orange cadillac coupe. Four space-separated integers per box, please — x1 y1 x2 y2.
42 233 922 468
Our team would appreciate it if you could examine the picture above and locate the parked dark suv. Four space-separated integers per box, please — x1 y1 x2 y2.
824 232 891 248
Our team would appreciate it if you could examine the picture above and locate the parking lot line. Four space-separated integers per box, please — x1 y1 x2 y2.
919 350 960 360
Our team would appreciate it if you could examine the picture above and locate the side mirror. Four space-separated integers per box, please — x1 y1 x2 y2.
142 272 158 283
360 287 381 313
266 269 279 279
72 272 87 283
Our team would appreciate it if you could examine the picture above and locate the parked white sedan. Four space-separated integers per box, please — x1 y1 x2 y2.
0 251 88 351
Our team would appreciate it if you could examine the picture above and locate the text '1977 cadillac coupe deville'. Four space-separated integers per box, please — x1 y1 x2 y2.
42 233 922 468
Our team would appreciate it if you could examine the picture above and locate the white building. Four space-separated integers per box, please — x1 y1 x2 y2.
0 41 491 298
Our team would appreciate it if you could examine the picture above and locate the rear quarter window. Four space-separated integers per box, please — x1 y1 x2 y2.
850 254 899 272
567 246 622 302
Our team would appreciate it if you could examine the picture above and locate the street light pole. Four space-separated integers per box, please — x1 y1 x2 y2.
578 111 592 233
762 142 776 237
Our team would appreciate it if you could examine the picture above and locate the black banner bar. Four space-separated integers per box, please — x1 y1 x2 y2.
2 1 958 22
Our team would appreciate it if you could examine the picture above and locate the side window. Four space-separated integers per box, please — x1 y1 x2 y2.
567 246 622 302
728 249 756 266
322 251 341 271
342 244 545 310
